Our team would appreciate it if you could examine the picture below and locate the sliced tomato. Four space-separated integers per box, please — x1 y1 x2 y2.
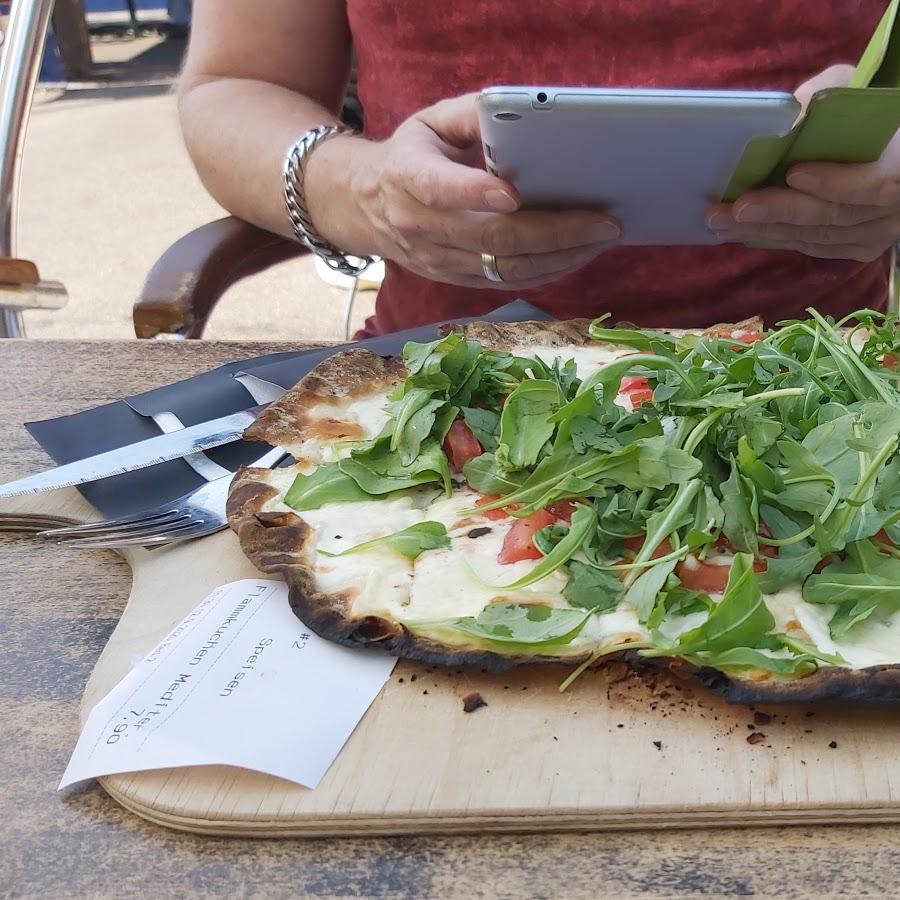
622 535 674 559
443 419 482 473
757 543 778 560
620 374 654 406
477 494 516 521
497 509 556 564
715 530 777 559
547 500 576 523
615 536 674 581
676 554 767 593
883 353 899 370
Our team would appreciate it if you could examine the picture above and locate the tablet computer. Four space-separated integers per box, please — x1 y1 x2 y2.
476 86 799 245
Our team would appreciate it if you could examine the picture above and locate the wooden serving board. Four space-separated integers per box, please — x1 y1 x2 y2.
6 487 900 837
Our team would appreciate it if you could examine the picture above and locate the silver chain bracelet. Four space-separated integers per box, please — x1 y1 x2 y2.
282 125 376 277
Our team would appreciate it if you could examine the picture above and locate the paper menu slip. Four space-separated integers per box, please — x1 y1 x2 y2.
60 579 397 790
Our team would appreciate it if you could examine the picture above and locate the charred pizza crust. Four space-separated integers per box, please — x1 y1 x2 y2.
245 348 405 450
227 319 900 705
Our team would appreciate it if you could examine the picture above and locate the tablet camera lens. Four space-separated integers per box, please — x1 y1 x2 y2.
536 91 548 103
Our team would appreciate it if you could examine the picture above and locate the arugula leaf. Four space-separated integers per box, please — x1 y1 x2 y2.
432 603 590 646
828 598 880 639
624 478 702 586
756 505 822 592
461 407 500 453
804 572 900 606
476 439 700 517
570 415 623 454
587 321 678 352
800 410 862 497
533 523 569 556
671 391 747 410
624 557 680 624
687 646 819 677
461 452 526 495
720 458 759 555
488 503 597 590
390 389 448 465
647 587 714 630
283 463 376 511
319 521 449 560
675 554 775 654
743 416 784 457
803 541 900 622
495 379 558 470
775 439 839 516
736 435 782 493
340 437 451 495
563 560 624 612
776 634 845 666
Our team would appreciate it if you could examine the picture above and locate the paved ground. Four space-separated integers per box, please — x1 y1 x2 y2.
18 28 374 341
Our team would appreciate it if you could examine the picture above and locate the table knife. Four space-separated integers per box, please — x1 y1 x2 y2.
0 405 267 499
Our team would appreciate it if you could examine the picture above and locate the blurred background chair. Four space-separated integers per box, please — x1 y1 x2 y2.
133 62 381 340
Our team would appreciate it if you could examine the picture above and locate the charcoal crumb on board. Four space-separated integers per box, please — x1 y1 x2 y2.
462 692 488 713
747 732 766 745
653 740 663 751
754 711 772 726
829 740 838 749
410 673 417 682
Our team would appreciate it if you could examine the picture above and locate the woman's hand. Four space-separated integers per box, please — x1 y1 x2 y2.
304 93 621 289
707 65 900 263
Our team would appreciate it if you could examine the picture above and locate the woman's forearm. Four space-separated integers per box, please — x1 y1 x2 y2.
178 76 342 239
178 0 353 238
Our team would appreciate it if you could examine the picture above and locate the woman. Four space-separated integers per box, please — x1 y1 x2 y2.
178 1 900 337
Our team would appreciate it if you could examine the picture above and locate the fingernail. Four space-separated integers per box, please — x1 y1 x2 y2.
484 189 518 212
589 221 621 241
707 212 733 229
787 172 818 192
734 204 767 223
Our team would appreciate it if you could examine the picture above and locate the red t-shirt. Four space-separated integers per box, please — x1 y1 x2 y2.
347 0 890 336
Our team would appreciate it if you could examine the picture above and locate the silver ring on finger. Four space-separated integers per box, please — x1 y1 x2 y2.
481 252 504 283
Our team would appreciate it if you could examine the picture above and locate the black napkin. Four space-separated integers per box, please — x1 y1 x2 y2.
26 300 553 518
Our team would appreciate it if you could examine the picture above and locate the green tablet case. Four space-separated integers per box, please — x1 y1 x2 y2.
724 0 900 200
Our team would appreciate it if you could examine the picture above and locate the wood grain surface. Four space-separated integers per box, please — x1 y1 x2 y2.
2 339 900 899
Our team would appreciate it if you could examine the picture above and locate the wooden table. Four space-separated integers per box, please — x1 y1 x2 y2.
2 339 899 899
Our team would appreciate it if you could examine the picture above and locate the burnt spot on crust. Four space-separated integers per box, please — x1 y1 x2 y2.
350 616 402 643
244 349 405 448
225 472 279 523
683 660 900 705
302 418 365 442
227 469 314 574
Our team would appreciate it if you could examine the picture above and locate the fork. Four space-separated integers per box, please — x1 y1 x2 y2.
38 446 287 550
